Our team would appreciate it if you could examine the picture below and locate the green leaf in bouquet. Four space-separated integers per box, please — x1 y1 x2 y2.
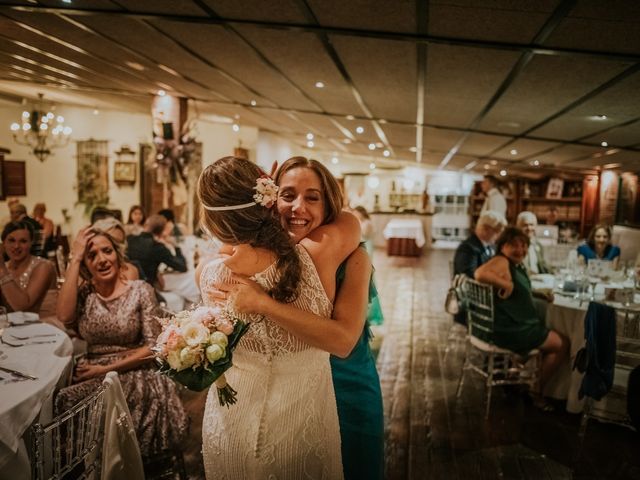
228 320 250 350
167 357 231 391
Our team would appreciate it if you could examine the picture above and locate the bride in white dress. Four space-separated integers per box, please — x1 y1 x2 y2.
196 156 360 479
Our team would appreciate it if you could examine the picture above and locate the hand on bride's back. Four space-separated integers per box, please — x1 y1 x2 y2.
213 275 270 316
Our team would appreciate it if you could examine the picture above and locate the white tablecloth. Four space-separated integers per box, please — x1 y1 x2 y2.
0 321 73 477
382 219 426 248
161 236 219 311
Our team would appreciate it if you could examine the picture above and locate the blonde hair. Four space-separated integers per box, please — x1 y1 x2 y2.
197 156 301 302
79 230 125 281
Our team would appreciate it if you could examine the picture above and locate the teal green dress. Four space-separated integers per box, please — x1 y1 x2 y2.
492 256 549 355
331 259 384 480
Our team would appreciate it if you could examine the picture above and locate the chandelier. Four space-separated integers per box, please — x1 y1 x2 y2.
10 93 72 161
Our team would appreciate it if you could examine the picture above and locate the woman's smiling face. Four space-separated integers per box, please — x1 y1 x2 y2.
276 167 326 243
4 228 31 262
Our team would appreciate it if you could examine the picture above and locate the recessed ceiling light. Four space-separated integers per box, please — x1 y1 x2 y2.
62 0 72 3
383 150 390 157
232 123 240 132
125 61 145 71
600 141 608 147
93 109 99 115
597 114 608 120
409 146 417 153
315 81 325 88
490 160 498 166
346 115 355 120
250 100 257 106
378 119 387 124
499 169 507 177
368 143 376 150
306 133 314 140
510 149 518 155
331 156 339 164
157 89 166 97
355 126 364 134
307 140 314 148
369 162 376 170
483 164 490 170
532 160 540 166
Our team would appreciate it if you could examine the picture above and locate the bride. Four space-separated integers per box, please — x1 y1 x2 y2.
196 156 360 479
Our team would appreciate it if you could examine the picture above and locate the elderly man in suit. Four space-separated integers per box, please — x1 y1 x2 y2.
452 210 507 325
516 211 550 274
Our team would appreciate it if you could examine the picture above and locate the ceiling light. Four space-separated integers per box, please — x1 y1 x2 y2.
383 150 390 157
232 123 240 132
600 141 608 147
342 138 351 144
597 114 607 120
532 160 540 166
93 109 99 115
307 140 314 148
483 164 490 170
376 142 383 148
510 149 518 155
10 92 72 161
346 115 355 120
378 119 387 124
125 61 145 71
157 89 166 97
355 126 364 134
306 133 314 140
62 0 71 3
315 81 325 88
331 156 339 164
368 143 376 150
369 162 376 170
409 147 417 153
490 160 498 166
250 100 257 106
499 169 507 177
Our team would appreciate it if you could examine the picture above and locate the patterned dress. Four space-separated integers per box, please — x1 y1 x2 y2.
2 256 55 314
200 245 343 479
56 280 188 457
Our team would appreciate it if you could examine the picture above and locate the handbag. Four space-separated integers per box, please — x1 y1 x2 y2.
445 274 467 315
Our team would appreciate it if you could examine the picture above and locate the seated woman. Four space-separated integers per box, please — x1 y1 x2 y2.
0 221 56 315
56 227 188 457
577 224 621 269
475 227 568 409
92 217 141 281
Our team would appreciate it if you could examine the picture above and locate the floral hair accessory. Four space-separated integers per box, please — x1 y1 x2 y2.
253 175 279 208
202 175 279 211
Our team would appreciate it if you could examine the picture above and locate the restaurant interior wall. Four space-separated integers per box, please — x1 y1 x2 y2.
195 119 259 169
0 104 151 234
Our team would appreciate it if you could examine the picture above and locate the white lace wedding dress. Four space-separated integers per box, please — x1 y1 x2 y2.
200 245 344 480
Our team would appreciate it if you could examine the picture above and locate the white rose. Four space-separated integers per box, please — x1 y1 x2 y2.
181 322 210 347
167 350 183 371
206 344 225 363
179 347 198 369
209 331 228 348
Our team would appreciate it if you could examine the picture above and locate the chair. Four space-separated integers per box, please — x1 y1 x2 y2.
455 278 540 419
30 372 143 480
576 307 640 461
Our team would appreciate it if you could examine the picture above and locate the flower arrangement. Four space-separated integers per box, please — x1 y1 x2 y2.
253 175 279 208
154 305 249 406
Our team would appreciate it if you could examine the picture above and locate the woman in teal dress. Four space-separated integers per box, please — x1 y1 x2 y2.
214 157 384 479
475 227 569 406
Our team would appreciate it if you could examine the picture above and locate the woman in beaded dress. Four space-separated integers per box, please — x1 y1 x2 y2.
0 221 56 313
56 228 188 456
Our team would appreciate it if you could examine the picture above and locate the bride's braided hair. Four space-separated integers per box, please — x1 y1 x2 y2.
197 156 301 302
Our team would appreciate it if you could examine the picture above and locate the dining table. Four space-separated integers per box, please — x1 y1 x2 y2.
0 313 73 479
531 274 640 413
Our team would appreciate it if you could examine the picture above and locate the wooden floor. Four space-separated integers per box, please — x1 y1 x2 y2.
181 247 640 479
374 247 640 480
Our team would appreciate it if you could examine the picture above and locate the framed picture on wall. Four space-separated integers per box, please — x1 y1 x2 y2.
114 161 137 185
546 178 564 199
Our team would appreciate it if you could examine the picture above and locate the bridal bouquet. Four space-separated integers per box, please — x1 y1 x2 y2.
154 305 249 406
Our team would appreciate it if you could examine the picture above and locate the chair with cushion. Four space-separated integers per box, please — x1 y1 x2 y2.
455 278 540 419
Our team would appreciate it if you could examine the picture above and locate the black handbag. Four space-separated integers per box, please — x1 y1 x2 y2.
445 274 467 315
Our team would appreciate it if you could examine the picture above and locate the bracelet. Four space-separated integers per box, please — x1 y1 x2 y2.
0 273 14 286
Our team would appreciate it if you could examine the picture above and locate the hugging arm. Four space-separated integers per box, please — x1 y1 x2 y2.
219 248 371 358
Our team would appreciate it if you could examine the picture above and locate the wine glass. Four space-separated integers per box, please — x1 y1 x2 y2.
586 261 600 301
0 306 8 360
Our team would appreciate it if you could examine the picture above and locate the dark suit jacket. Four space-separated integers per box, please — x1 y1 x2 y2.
126 232 187 285
452 233 493 325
